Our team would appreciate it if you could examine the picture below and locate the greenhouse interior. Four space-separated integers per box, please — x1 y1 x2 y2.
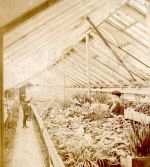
1 0 150 167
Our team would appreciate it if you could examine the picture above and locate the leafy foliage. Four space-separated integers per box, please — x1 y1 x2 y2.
128 121 150 156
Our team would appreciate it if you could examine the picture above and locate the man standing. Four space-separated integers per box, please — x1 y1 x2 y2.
109 90 124 115
22 99 29 128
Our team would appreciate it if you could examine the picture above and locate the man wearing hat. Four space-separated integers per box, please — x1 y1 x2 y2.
22 98 29 128
109 90 124 115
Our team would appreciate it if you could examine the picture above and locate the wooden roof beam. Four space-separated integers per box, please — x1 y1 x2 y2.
64 57 105 86
51 66 84 87
74 50 115 86
75 46 123 86
63 49 112 85
66 55 108 86
90 31 150 72
56 63 88 86
86 16 136 82
89 39 132 82
53 50 111 86
47 0 129 69
62 59 108 88
106 19 147 48
89 37 149 84
97 22 150 71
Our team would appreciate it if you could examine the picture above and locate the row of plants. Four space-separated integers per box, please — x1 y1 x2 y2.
4 100 20 167
128 121 150 157
39 92 150 167
72 92 110 104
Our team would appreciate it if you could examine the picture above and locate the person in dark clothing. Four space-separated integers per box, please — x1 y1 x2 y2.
27 100 33 120
109 90 124 115
22 100 29 128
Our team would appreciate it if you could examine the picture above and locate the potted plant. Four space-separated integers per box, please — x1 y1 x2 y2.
121 121 150 167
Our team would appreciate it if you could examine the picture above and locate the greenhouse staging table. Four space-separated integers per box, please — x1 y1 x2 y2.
11 106 44 167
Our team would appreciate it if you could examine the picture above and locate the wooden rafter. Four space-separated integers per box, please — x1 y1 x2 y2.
64 60 106 87
70 50 113 85
86 16 136 82
75 46 121 85
107 19 148 48
96 23 150 72
65 59 102 86
52 66 84 87
86 33 91 96
89 35 149 83
5 0 130 89
56 62 88 85
97 22 150 70
88 40 131 82
66 53 108 86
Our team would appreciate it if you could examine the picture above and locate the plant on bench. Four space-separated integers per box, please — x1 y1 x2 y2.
121 120 150 167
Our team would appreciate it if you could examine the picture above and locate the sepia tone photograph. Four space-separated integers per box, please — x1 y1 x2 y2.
0 0 150 167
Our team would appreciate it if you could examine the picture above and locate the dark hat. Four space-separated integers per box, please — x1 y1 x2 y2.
112 90 122 97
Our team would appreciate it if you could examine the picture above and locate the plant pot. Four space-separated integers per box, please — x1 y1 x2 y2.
105 160 121 167
97 159 121 167
106 164 121 167
120 155 150 167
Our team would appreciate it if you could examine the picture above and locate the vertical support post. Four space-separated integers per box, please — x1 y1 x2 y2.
86 32 91 97
147 1 150 103
135 86 140 102
149 80 150 103
0 32 4 167
63 54 66 100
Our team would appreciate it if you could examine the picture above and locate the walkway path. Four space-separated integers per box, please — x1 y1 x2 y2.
12 106 44 167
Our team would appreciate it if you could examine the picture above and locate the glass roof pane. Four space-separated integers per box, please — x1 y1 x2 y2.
130 26 149 41
113 10 135 26
107 17 125 30
126 28 149 46
129 0 147 14
136 22 147 32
